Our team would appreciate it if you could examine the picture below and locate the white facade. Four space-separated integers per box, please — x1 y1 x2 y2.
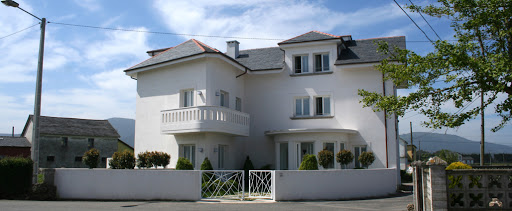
125 33 401 176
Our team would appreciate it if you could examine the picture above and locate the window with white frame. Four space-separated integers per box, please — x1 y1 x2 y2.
354 145 367 168
181 144 196 168
235 97 242 112
220 90 229 107
315 96 331 116
280 143 288 170
323 142 335 169
181 89 194 107
314 53 329 72
294 55 309 73
295 97 310 116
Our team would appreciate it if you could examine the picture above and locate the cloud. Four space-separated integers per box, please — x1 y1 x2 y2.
152 1 406 50
73 0 101 12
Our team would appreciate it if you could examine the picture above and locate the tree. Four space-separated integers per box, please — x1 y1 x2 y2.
436 149 460 164
358 151 376 168
109 150 136 169
317 149 334 169
358 0 512 132
82 148 100 169
336 149 354 169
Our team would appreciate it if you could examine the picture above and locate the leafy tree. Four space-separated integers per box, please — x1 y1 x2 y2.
299 154 319 170
336 149 354 168
200 157 213 170
136 151 151 169
358 151 376 168
82 148 100 169
176 157 194 170
109 150 136 169
358 0 512 132
317 149 334 169
436 149 460 164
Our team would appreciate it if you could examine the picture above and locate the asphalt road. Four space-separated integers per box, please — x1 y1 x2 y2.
0 193 412 211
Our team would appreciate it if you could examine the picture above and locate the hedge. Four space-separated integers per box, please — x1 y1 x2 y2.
0 157 33 196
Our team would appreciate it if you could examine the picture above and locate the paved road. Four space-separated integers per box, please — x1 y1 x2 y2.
0 193 412 211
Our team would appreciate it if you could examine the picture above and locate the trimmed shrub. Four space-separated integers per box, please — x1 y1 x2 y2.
155 151 171 168
0 157 33 196
358 151 375 168
83 148 100 169
446 162 472 170
299 154 319 170
200 157 213 170
137 151 171 169
137 151 151 169
260 164 272 170
336 149 354 168
243 156 254 190
317 149 334 169
109 150 136 169
176 157 194 170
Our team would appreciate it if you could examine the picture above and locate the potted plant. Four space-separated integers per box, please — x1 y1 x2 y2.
336 149 354 169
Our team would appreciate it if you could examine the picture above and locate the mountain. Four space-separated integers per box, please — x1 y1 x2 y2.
108 118 135 148
400 132 512 154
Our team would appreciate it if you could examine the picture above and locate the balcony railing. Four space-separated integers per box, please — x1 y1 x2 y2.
161 106 250 136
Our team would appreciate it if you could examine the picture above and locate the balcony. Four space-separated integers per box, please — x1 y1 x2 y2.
161 106 250 136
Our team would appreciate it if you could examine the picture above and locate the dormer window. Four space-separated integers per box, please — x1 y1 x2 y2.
314 54 329 72
294 55 309 73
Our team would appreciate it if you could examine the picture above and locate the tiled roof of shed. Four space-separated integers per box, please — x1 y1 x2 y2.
335 36 406 65
235 47 284 71
0 136 31 147
24 115 120 138
126 39 220 71
278 31 340 45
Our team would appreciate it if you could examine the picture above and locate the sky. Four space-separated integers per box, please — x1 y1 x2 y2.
1 0 511 149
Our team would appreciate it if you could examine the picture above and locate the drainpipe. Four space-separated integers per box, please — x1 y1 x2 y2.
382 73 389 168
236 68 248 78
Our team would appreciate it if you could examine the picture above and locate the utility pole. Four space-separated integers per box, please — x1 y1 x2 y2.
410 122 414 161
480 91 485 166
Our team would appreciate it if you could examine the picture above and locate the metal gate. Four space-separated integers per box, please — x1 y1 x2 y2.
249 170 274 199
201 170 245 200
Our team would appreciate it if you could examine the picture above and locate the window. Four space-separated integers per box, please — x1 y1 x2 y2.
299 142 314 166
88 138 94 149
182 89 194 107
295 97 310 116
340 143 345 151
314 54 330 72
61 137 68 147
75 156 82 162
280 143 288 170
47 156 55 162
315 96 331 116
235 97 242 112
220 90 229 107
294 55 309 73
354 146 368 168
101 157 107 162
181 145 196 168
218 145 227 169
323 142 335 169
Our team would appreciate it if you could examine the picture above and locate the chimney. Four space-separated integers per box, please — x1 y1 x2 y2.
226 40 240 59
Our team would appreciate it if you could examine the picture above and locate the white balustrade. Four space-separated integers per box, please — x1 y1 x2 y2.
161 106 250 136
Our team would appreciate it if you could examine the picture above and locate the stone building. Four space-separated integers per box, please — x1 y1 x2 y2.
0 136 31 158
21 115 120 168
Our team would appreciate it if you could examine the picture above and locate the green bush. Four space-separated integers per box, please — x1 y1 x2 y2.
30 183 57 200
317 149 334 169
176 157 194 170
336 150 354 168
446 162 472 170
109 150 136 169
0 157 33 196
154 151 171 168
137 151 151 169
200 157 213 170
136 151 171 169
358 151 375 168
83 148 100 169
299 154 319 170
401 170 412 183
243 156 254 190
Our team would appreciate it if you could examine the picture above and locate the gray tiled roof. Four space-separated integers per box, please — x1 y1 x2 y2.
0 136 31 147
24 115 120 138
335 36 406 65
126 39 220 71
235 47 284 71
279 31 340 45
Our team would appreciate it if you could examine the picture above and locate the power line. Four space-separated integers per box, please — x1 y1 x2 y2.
393 0 434 43
407 0 442 40
48 21 285 41
0 23 40 40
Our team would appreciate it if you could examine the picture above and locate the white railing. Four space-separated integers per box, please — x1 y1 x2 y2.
249 170 274 199
161 106 250 136
201 170 245 200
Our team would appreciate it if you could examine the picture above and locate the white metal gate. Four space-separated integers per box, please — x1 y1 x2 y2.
201 170 245 200
249 170 274 199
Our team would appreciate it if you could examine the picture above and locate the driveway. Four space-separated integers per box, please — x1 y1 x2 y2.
0 193 412 211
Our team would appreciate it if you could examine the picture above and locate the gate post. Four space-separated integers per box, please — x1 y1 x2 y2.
425 157 448 211
412 161 424 211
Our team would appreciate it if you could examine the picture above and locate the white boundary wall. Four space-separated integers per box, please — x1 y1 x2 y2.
54 169 201 201
273 168 397 201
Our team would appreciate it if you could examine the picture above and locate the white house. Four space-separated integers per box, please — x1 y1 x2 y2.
399 138 408 170
124 31 405 173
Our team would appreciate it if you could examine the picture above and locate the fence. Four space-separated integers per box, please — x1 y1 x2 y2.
200 170 245 200
249 170 274 199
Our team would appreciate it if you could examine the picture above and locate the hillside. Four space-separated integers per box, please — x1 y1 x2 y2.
400 132 512 154
108 118 135 147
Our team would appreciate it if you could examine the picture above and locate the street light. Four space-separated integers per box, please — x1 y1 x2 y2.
2 0 46 184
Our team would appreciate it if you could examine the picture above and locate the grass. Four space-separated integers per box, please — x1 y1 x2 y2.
37 174 44 184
